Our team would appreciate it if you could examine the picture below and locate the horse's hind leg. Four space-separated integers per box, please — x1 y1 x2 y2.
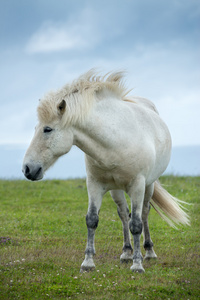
110 190 133 262
142 183 157 260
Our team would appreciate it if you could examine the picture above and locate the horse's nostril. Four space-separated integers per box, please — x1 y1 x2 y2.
25 165 30 176
36 167 42 177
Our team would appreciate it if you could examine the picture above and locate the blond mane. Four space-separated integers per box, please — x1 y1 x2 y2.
37 70 129 126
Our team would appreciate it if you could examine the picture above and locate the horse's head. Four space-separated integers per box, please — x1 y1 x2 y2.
22 99 74 181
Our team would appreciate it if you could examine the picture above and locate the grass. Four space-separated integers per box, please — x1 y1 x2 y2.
0 176 199 299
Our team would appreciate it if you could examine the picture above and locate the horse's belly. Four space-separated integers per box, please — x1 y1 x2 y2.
85 133 171 191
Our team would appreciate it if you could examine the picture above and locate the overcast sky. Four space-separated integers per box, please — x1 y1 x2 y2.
0 0 199 148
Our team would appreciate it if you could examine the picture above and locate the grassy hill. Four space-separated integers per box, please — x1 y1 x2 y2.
0 176 199 299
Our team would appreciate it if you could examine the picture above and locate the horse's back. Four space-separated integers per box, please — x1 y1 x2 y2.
123 95 171 167
124 96 159 114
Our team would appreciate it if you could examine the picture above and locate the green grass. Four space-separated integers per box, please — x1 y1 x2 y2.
0 176 199 299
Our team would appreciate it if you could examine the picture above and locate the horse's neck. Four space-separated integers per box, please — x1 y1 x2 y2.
72 99 121 162
73 118 110 161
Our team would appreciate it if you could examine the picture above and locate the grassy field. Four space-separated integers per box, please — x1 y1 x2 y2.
0 176 199 299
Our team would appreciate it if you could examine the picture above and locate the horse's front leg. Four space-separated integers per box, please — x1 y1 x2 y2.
80 178 104 272
128 176 145 273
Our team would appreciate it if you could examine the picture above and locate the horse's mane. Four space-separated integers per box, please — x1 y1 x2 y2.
68 69 128 98
37 70 130 126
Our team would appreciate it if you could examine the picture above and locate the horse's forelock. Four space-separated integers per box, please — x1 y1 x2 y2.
37 96 58 124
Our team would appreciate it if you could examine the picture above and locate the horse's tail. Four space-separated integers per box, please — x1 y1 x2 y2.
150 180 190 228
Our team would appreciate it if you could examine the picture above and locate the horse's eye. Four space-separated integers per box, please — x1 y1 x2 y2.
43 126 53 133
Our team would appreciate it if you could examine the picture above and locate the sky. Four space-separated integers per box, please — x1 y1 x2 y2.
0 0 199 178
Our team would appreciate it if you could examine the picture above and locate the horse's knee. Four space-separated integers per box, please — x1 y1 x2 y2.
86 205 99 229
129 216 142 235
86 213 99 229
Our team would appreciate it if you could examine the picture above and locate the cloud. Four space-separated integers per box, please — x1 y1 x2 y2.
25 8 102 54
26 22 87 53
0 100 37 145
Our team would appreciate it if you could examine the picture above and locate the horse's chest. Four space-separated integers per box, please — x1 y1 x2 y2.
98 171 129 190
86 157 133 190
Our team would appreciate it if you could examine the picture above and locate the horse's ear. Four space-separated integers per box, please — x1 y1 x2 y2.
57 99 66 115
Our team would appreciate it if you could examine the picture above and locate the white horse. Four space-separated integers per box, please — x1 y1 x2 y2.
22 70 189 273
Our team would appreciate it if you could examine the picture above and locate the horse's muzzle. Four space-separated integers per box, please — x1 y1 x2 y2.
22 163 43 181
